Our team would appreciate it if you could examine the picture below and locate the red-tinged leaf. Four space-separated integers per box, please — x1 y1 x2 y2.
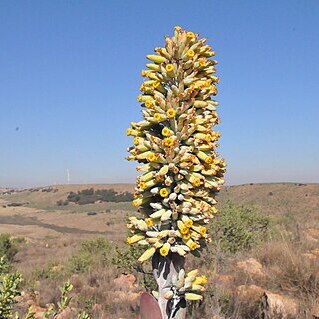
140 292 162 319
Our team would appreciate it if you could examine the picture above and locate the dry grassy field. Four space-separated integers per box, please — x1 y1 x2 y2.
1 183 319 318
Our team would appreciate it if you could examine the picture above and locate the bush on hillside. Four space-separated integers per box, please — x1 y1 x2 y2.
56 200 69 206
112 244 157 291
32 237 112 281
210 203 270 253
67 237 112 274
0 256 23 318
65 188 133 205
0 257 91 319
0 234 20 262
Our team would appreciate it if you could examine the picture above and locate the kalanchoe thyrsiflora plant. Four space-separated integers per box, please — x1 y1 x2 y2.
126 26 226 318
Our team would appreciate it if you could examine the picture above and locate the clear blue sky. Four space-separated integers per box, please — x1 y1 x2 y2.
1 0 318 187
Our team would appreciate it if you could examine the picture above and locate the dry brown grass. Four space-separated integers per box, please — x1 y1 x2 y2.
1 183 319 318
220 227 319 318
219 183 319 226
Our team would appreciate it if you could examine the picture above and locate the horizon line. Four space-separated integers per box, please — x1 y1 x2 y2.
1 181 317 191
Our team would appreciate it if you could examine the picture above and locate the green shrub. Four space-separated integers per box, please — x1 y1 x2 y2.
66 189 133 205
32 261 63 281
0 234 19 262
67 192 80 202
67 237 111 274
210 203 270 253
67 251 94 274
56 200 69 206
95 189 133 202
80 188 94 196
77 196 99 205
80 237 111 254
0 257 91 319
112 245 156 291
0 256 23 318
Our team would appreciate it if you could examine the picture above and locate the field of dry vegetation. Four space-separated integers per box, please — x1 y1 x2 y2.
0 182 319 319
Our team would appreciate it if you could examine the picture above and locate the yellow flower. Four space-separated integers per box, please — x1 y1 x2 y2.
145 100 154 108
159 247 169 256
165 64 174 73
184 220 193 228
166 109 176 118
205 79 212 87
210 76 219 83
198 58 207 67
159 188 170 198
187 49 195 58
180 226 189 235
199 226 207 236
189 241 198 250
132 198 141 207
145 218 154 227
153 113 163 122
182 233 191 241
197 151 214 164
187 31 195 39
139 181 147 189
193 275 208 285
133 137 140 146
210 85 218 96
138 94 154 103
192 177 201 187
147 152 157 162
152 81 161 88
205 156 213 164
162 127 172 137
211 206 218 214
126 128 133 136
163 137 174 147
160 243 170 256
177 220 189 234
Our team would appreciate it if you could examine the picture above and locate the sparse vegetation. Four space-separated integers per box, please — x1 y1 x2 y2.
33 237 112 281
210 203 270 253
0 233 22 262
0 256 23 318
0 183 318 318
67 237 111 274
0 256 90 319
112 244 157 291
56 199 69 206
65 188 133 205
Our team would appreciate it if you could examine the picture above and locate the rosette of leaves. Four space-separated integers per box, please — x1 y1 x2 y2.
126 26 226 318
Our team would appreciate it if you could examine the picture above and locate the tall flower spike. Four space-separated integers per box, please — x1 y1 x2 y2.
126 26 226 319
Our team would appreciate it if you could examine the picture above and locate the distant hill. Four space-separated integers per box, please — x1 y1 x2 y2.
219 183 319 224
59 182 319 220
1 182 318 223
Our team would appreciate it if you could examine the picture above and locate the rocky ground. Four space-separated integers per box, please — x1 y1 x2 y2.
0 183 318 318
